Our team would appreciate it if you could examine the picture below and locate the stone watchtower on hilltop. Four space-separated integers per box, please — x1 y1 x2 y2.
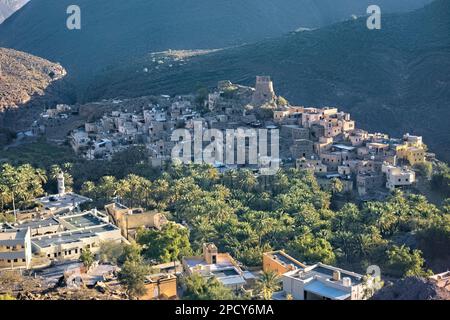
251 76 276 106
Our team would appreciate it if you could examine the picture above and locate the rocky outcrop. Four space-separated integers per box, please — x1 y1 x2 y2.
0 47 66 112
371 277 450 300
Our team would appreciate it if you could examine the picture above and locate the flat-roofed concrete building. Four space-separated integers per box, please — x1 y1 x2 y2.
183 243 251 290
382 164 416 191
30 210 122 261
2 210 123 268
290 139 314 159
36 193 92 214
35 173 92 215
281 263 367 300
0 227 32 269
32 224 121 261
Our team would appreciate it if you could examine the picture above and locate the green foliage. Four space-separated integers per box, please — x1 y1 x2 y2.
414 162 433 179
0 128 16 146
98 241 126 264
118 256 150 299
0 212 14 223
80 247 95 269
2 159 448 280
1 140 77 169
277 96 289 106
287 229 336 265
329 178 344 194
182 273 235 300
81 173 155 209
137 222 192 263
195 86 209 109
256 271 281 300
384 245 430 278
416 214 450 265
0 163 47 210
220 87 237 100
362 275 384 299
431 163 450 197
118 241 143 266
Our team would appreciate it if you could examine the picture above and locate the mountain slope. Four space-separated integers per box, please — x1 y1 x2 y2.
0 0 432 80
0 0 28 24
0 47 66 112
85 0 450 161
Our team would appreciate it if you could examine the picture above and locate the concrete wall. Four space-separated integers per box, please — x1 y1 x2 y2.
142 276 177 300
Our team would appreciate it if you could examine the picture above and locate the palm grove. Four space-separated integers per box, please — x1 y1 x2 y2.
1 155 449 297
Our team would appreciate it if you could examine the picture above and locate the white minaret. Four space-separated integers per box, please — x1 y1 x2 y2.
57 171 65 196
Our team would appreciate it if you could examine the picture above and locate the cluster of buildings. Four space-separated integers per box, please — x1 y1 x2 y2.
67 77 278 168
68 96 197 162
40 104 74 120
3 186 371 301
0 175 442 300
0 175 182 300
275 105 429 198
2 76 438 299
180 246 372 300
0 174 171 271
0 193 127 270
0 208 123 270
65 76 430 198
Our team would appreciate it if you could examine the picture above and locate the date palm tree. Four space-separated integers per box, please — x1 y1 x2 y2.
256 271 281 300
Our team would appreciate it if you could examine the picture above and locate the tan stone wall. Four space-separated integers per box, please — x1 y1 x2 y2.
263 254 291 276
125 213 158 230
141 277 177 300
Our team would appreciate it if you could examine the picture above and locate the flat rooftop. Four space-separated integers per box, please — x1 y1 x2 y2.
295 264 363 285
218 274 246 287
14 217 60 230
266 251 306 270
212 268 240 278
32 225 116 248
184 254 234 270
61 213 105 229
37 192 91 211
333 144 356 151
0 228 28 241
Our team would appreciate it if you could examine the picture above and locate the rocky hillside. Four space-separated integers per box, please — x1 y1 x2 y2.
0 0 28 23
0 47 66 112
84 0 450 161
0 0 431 80
372 277 450 300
